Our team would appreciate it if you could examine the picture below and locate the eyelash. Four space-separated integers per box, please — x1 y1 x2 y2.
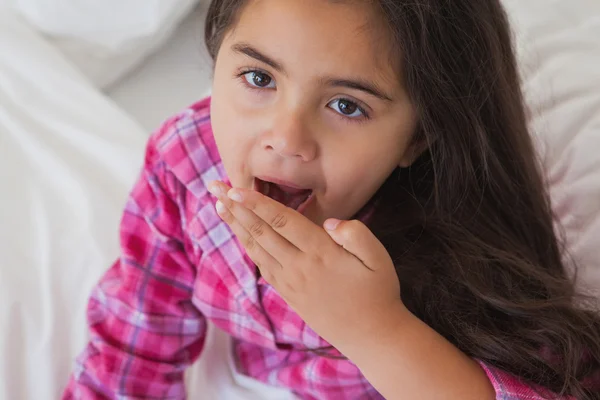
329 98 371 122
236 67 273 90
235 68 371 122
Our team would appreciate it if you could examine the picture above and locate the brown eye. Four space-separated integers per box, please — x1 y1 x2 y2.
337 99 357 115
327 98 365 118
243 71 275 88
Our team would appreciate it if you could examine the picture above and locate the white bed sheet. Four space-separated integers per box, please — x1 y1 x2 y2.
0 9 293 400
503 0 600 293
107 4 213 133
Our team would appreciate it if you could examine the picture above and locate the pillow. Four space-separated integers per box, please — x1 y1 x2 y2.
504 0 600 295
9 0 199 89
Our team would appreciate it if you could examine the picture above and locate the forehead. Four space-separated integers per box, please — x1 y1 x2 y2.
228 0 398 83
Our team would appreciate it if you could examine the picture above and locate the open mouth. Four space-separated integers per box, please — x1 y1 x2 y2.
255 178 314 214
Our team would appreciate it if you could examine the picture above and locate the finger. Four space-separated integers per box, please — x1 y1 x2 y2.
323 219 388 270
208 181 301 263
215 199 282 282
225 187 328 253
219 194 301 265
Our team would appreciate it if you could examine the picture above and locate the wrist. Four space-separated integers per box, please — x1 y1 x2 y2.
340 303 496 400
339 301 413 362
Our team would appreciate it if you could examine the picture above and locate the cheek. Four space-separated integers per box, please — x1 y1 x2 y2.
211 76 266 142
210 94 256 183
211 63 260 142
320 121 413 212
330 163 389 197
322 145 397 210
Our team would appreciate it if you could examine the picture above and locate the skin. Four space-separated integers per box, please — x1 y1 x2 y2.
208 0 495 398
209 0 419 227
208 181 495 399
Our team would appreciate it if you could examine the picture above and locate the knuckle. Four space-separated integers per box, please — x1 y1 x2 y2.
245 197 257 211
248 220 265 238
244 234 257 251
308 252 325 266
220 210 233 223
270 212 288 229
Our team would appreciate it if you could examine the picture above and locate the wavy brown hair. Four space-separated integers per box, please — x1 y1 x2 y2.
205 0 600 398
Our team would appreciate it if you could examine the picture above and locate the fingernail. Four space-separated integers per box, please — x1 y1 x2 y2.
227 189 243 202
215 200 226 214
324 219 341 231
207 182 222 196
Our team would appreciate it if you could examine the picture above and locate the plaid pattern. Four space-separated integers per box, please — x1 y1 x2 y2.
63 97 572 400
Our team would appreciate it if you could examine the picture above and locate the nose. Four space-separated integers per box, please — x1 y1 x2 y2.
260 108 318 162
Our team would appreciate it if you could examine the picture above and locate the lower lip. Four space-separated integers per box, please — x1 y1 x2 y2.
296 192 314 215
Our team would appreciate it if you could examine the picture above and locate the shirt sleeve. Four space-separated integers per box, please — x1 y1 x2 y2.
62 137 207 399
478 361 574 400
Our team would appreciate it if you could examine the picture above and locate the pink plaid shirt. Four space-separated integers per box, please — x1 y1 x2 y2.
63 97 575 400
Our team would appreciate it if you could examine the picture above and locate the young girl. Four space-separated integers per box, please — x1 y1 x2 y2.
63 0 600 399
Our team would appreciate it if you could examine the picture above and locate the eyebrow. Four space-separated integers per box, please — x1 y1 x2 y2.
231 42 393 102
232 43 285 73
324 78 393 102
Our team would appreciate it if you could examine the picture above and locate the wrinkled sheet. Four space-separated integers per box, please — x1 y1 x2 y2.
0 10 293 400
503 0 600 294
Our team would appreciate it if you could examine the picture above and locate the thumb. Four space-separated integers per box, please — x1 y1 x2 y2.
324 219 388 269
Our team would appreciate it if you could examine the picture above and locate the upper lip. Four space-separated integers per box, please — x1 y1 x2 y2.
255 175 312 191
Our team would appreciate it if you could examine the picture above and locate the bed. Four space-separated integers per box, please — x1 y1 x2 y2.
0 1 598 399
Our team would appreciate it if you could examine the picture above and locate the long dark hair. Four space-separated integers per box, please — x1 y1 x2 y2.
204 1 600 398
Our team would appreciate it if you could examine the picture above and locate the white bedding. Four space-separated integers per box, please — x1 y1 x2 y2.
0 11 144 399
107 4 213 132
1 1 599 400
503 0 600 293
6 0 200 89
0 9 293 400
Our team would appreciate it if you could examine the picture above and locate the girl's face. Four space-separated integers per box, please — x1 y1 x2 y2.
210 0 418 226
